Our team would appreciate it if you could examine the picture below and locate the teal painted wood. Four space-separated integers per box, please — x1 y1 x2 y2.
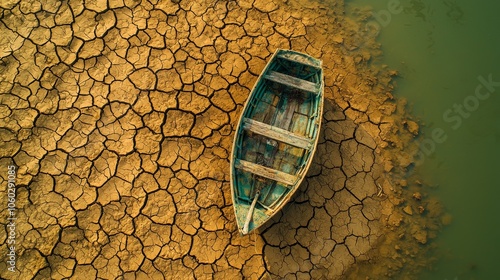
230 49 324 235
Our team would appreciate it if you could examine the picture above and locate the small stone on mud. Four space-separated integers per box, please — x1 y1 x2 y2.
413 230 428 244
403 205 413 216
388 212 403 227
388 70 399 76
405 120 419 135
332 34 343 44
412 192 422 200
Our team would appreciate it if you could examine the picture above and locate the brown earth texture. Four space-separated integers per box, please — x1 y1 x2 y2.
0 0 446 279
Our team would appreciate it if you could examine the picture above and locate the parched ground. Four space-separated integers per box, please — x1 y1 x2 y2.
0 0 444 279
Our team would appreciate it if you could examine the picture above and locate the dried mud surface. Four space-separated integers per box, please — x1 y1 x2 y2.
0 0 445 279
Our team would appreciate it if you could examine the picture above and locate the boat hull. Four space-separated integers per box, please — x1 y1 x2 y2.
230 49 324 235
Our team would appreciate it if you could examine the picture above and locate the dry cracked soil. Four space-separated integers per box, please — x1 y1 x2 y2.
0 0 446 279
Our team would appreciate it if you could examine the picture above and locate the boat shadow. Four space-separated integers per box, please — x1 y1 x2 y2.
258 98 384 278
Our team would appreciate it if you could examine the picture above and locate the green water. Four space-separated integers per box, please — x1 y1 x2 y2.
346 0 500 279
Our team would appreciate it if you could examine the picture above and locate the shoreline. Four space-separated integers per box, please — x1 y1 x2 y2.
0 0 445 278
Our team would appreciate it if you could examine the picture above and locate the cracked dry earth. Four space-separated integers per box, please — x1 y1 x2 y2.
0 0 445 279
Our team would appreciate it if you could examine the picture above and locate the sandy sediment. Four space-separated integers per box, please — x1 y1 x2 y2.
0 0 444 279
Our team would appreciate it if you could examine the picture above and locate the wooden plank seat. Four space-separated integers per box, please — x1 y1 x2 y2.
242 118 313 150
264 71 318 93
277 53 322 70
234 159 298 186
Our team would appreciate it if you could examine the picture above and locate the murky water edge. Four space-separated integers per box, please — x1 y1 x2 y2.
345 0 500 279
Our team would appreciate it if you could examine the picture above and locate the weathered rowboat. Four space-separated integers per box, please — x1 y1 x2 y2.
230 49 324 235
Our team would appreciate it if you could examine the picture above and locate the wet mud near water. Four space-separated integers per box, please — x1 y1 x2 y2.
0 0 446 279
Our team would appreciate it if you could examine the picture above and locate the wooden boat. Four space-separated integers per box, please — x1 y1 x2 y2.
230 49 324 235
